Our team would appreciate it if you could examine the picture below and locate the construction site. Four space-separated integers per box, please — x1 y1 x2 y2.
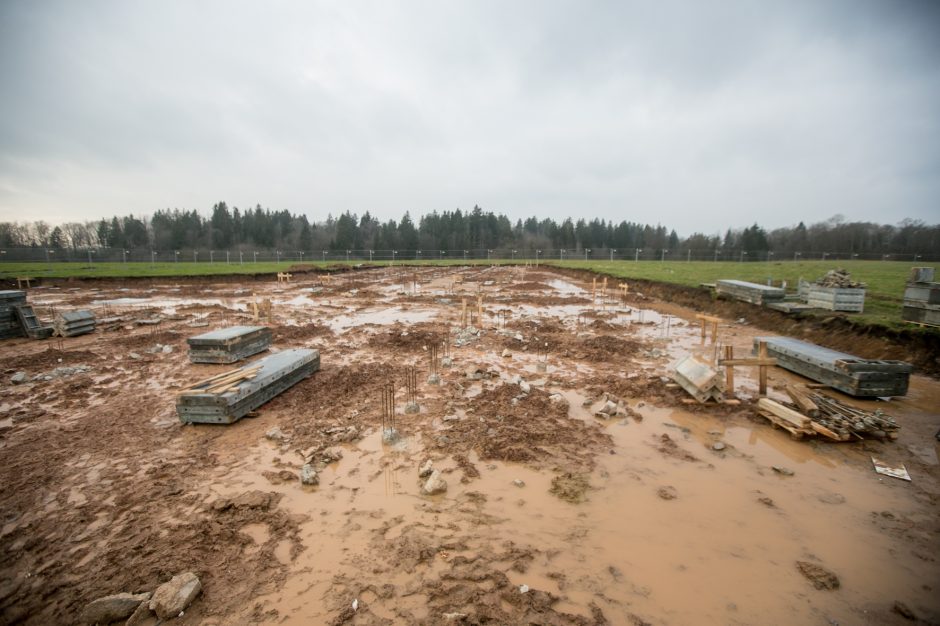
0 264 938 625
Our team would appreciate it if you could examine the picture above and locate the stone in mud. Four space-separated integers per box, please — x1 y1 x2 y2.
265 426 287 442
149 572 202 619
441 356 453 368
421 469 447 495
10 371 26 385
796 561 840 590
404 402 420 414
657 486 678 500
300 464 319 486
772 466 794 476
125 599 154 626
419 459 434 478
465 366 483 380
519 380 531 394
548 393 569 409
501 348 512 358
712 442 727 452
442 414 460 422
817 492 846 505
602 400 618 415
80 592 151 624
319 448 343 464
512 479 526 488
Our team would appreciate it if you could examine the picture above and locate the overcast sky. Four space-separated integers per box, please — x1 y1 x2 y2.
1 0 938 234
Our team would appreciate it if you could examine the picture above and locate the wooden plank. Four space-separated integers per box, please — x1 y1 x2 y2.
758 341 768 396
757 397 811 429
758 411 807 438
810 421 846 441
785 383 820 417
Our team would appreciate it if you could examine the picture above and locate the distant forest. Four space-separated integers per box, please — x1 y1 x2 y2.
0 203 937 259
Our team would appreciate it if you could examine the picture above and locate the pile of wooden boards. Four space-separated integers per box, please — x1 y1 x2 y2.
54 310 96 337
187 325 272 364
757 384 899 442
755 336 911 397
716 280 785 306
902 266 939 327
0 290 27 339
176 348 320 424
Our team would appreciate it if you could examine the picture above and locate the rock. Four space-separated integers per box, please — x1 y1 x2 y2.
149 572 202 619
427 373 441 385
404 402 420 414
382 428 399 443
548 393 569 409
707 430 722 436
712 442 727 452
519 584 529 594
125 599 154 626
817 492 846 505
333 425 359 442
162 344 173 353
772 466 794 476
442 414 460 422
128 352 142 360
300 464 319 486
441 356 453 368
519 381 531 394
602 400 618 416
512 479 526 488
796 561 840 590
319 448 343 464
501 348 512 358
536 362 547 373
893 600 917 620
465 366 483 380
80 592 151 624
265 427 287 442
419 459 434 478
10 371 26 385
421 470 447 495
657 486 678 500
758 496 775 508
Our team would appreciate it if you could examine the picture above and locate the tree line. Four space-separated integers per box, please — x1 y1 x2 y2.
0 203 937 257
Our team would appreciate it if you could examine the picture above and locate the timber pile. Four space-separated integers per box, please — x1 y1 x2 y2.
176 348 320 424
756 385 899 442
0 290 27 339
54 310 96 337
187 325 272 364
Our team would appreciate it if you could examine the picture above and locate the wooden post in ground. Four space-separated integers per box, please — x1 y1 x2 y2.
724 345 734 394
718 343 777 397
758 341 769 396
695 314 721 344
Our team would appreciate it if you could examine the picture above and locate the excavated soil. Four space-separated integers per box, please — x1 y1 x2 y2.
1 264 938 625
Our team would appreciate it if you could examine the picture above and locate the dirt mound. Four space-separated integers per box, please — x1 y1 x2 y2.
550 473 592 503
2 348 101 371
368 323 443 351
443 384 611 471
273 322 333 342
572 335 642 362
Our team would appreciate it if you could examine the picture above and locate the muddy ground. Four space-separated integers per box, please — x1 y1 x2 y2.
1 265 938 625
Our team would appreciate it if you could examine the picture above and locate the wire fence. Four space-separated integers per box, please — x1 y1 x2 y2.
0 247 936 264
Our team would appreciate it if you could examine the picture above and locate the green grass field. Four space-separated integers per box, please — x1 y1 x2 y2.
0 258 930 330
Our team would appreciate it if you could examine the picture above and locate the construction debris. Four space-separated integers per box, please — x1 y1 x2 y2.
176 348 320 424
54 310 96 337
0 290 27 339
814 269 865 289
671 354 725 403
11 302 53 339
872 457 912 482
187 325 273 364
755 336 912 397
757 386 899 441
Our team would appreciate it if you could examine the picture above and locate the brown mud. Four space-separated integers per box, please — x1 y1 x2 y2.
1 265 938 625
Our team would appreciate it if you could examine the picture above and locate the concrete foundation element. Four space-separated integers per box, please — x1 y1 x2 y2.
187 325 272 363
176 348 320 424
755 336 911 397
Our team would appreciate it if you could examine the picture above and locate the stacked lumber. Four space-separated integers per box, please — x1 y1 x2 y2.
176 348 320 424
755 336 911 397
756 386 899 442
54 310 96 337
715 280 785 306
0 290 27 339
187 325 272 364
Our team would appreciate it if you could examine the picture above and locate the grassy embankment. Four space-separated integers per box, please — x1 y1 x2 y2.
0 259 930 330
